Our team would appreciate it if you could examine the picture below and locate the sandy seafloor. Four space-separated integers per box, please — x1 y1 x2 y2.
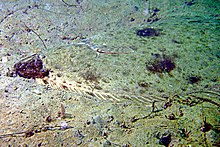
0 0 219 146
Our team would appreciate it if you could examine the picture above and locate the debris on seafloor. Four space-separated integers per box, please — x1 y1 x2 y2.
58 103 66 119
183 0 196 7
22 23 48 50
136 27 160 37
163 101 172 109
0 123 74 139
146 7 161 23
45 115 52 123
165 113 176 120
177 128 191 139
60 121 69 130
11 54 49 79
75 41 130 56
157 132 172 147
187 75 201 84
146 54 176 73
61 0 82 7
201 117 213 133
9 53 120 102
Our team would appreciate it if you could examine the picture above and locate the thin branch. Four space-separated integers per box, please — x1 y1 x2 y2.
23 23 48 50
61 0 80 7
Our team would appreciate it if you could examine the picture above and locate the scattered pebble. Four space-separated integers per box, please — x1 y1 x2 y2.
60 121 68 130
33 89 42 95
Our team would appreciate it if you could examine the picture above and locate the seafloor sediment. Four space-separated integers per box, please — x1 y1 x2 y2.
0 0 219 146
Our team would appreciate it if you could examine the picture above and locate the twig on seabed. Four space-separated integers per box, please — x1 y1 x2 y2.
58 103 65 118
23 23 48 50
0 124 74 139
75 42 130 57
61 0 81 7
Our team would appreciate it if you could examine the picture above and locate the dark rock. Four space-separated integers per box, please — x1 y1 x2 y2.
159 134 171 147
136 28 159 37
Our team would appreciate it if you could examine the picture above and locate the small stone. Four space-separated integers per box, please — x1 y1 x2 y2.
33 89 42 95
159 134 171 146
60 121 68 130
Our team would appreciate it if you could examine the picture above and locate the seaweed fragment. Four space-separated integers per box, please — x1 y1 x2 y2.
146 54 176 73
13 54 49 79
80 68 101 83
188 75 201 84
136 28 159 37
201 117 213 133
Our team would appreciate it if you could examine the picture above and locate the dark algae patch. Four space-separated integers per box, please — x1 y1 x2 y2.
136 27 160 37
146 54 176 73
